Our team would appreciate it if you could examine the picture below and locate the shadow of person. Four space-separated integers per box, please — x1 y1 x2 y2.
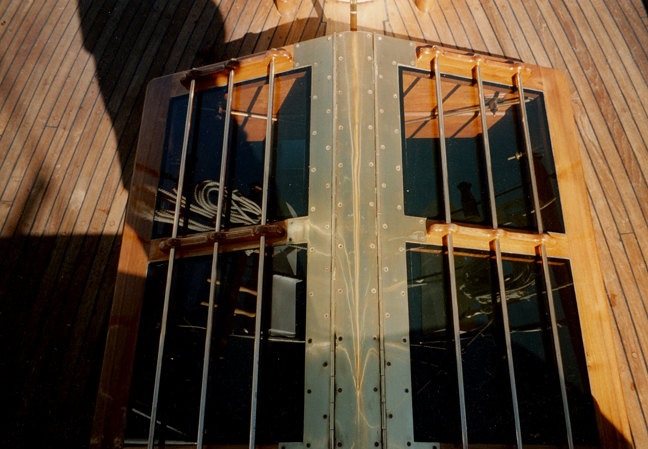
75 0 227 190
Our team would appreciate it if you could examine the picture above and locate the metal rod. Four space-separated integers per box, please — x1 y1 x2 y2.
516 71 543 234
248 58 276 449
435 55 468 449
540 244 574 449
196 69 235 448
350 0 357 31
477 64 523 448
147 79 196 449
517 71 573 449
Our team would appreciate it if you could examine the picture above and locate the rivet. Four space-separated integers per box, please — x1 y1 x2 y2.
397 205 402 210
367 56 372 61
325 183 331 188
327 36 332 40
370 243 376 249
399 247 405 251
383 224 388 229
326 145 331 150
296 43 300 48
327 109 331 114
407 442 412 447
405 388 409 393
369 161 374 167
379 74 383 79
371 288 377 293
368 125 373 130
379 108 384 113
314 62 319 67
338 90 342 95
313 95 318 100
369 202 374 207
327 75 332 80
401 291 406 296
393 94 398 98
386 361 391 365
337 288 343 293
339 56 343 61
373 335 377 340
392 61 397 65
419 219 425 224
402 337 407 343
388 414 393 419
411 61 416 66
339 125 343 130
295 62 300 67
325 224 330 229
394 129 399 133
309 291 314 296
384 266 389 272
338 202 343 207
385 313 390 318
323 361 328 367
410 42 414 47
338 388 343 393
396 165 401 171
373 387 378 392
324 266 329 271
380 145 385 150
311 206 316 211
378 36 383 40
307 389 312 394
338 163 343 168
382 183 387 188
324 313 329 318
338 243 343 248
310 247 315 252
368 89 373 94
311 167 317 172
312 131 317 135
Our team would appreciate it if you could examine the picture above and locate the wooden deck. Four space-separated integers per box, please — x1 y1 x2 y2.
0 0 647 446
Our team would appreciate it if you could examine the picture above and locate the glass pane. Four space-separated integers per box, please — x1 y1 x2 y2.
407 243 461 443
124 244 307 446
399 69 565 233
153 68 311 239
400 68 444 221
454 248 516 444
153 86 228 239
549 258 599 446
504 253 567 445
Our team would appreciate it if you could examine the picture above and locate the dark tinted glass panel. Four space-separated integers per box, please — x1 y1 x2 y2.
504 253 567 445
407 244 461 443
408 244 597 445
399 69 564 233
124 244 307 446
153 69 311 238
548 259 599 446
453 248 516 444
400 69 444 221
153 87 228 238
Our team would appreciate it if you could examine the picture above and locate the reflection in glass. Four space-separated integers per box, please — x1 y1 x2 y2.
399 68 564 233
153 68 311 239
124 244 307 445
407 244 598 445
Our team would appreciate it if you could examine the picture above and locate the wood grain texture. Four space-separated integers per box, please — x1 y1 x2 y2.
1 0 647 446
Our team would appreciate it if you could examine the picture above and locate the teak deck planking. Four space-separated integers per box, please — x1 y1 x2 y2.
1 0 648 447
